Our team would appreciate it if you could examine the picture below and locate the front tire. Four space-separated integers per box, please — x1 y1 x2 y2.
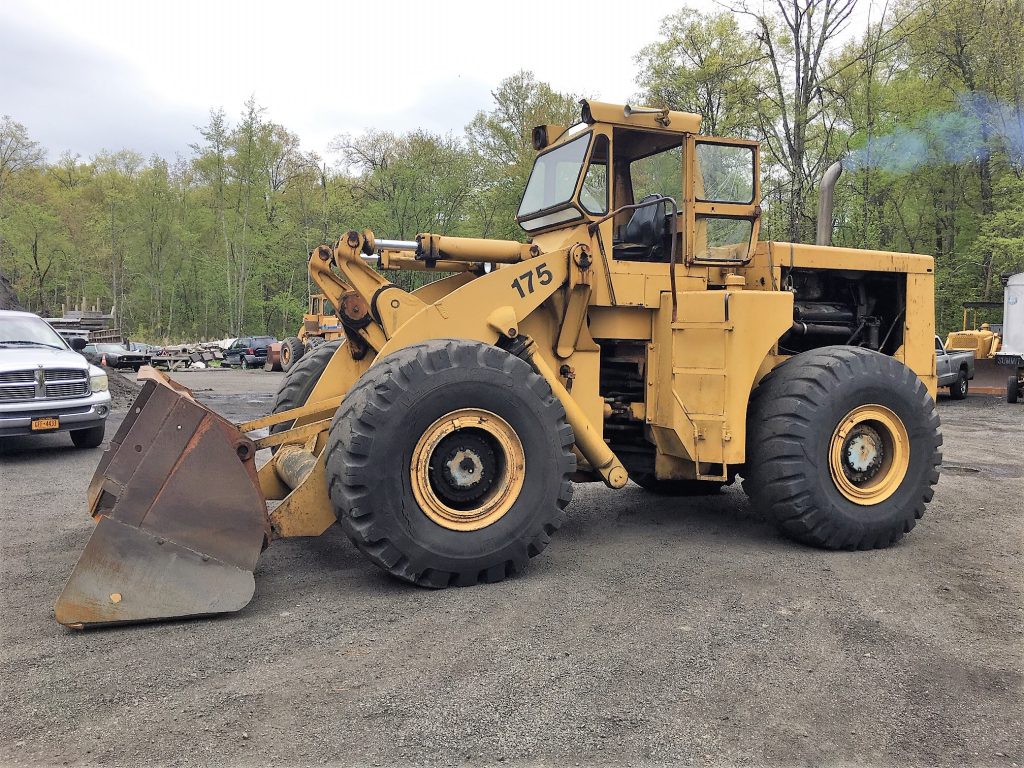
1009 374 1020 404
948 370 968 400
744 346 941 550
326 339 575 588
70 423 105 449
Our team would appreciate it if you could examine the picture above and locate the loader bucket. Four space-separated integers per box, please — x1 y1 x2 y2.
55 371 270 628
971 357 1009 394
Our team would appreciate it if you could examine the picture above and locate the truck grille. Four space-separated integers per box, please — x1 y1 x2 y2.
46 368 87 381
0 370 34 384
0 368 89 402
0 384 37 401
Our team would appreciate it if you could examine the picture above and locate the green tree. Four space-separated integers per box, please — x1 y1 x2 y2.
331 129 474 239
635 9 765 138
0 116 45 205
465 71 582 240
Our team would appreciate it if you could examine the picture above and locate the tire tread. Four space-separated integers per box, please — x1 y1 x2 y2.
744 345 942 550
326 339 575 588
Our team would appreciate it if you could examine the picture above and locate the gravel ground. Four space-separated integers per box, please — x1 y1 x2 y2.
0 373 1021 768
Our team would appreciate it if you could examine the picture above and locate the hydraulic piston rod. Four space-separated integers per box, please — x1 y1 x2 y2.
373 239 418 251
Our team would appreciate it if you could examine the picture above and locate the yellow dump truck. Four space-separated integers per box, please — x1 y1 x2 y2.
55 101 942 628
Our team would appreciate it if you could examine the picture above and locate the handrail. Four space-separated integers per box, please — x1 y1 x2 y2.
588 195 681 320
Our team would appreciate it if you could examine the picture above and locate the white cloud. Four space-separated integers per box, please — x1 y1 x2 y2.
0 0 885 160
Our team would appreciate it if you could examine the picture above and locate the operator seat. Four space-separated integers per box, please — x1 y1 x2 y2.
614 195 668 261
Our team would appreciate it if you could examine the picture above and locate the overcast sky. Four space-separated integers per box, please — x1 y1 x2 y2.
1 0 880 163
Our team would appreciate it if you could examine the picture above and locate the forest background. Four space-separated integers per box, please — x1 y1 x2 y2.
1 0 1022 340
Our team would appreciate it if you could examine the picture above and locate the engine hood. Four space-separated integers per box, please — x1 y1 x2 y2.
0 345 90 372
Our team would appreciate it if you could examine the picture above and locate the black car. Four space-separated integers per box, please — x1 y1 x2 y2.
81 343 149 371
223 336 277 369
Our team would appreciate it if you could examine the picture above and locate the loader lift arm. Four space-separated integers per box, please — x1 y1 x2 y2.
55 231 629 628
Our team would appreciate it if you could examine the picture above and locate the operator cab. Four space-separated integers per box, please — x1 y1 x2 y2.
519 100 761 266
309 294 336 317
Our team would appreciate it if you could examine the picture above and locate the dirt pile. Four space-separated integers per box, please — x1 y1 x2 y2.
107 370 141 410
0 272 23 310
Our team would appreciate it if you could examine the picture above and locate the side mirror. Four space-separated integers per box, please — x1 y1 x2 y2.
70 337 87 351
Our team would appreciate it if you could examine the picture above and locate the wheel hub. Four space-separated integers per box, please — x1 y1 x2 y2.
430 433 497 505
841 425 885 482
411 409 526 531
828 405 910 506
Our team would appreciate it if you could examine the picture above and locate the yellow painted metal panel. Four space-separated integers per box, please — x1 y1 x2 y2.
588 307 652 340
651 288 793 467
905 273 938 399
763 241 935 275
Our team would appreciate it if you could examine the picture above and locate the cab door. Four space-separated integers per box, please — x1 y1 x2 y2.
684 136 761 265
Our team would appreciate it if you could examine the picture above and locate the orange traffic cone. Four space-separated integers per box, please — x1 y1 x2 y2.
101 353 107 366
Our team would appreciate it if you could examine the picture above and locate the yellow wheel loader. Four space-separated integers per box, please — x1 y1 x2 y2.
946 300 1009 394
280 293 344 372
55 101 942 628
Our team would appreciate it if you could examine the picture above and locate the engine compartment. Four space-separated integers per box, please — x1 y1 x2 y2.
779 268 905 356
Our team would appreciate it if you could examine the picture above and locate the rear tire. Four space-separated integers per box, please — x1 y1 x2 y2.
281 337 304 372
71 423 105 449
241 357 250 370
948 370 968 400
744 346 941 550
1009 374 1020 404
632 473 725 495
326 339 575 588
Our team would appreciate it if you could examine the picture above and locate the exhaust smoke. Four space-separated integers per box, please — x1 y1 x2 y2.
844 93 1024 174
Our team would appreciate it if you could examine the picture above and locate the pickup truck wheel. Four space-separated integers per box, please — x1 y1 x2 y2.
948 370 968 400
1009 375 1020 404
70 423 105 449
744 346 942 550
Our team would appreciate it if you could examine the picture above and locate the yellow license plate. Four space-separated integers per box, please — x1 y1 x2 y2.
31 417 60 431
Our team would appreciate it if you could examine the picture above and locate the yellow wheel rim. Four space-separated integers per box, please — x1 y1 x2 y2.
410 408 525 531
828 405 910 505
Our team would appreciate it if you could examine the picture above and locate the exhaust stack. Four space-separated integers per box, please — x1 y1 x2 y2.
816 160 844 246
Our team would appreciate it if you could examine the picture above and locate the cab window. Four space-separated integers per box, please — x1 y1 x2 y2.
690 140 758 263
630 145 682 204
693 218 754 261
518 133 590 219
694 143 754 204
579 135 609 215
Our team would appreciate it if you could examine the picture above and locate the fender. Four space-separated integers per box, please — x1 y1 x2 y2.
375 251 570 359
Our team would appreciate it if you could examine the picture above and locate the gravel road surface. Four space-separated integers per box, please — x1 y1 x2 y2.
1 370 1021 767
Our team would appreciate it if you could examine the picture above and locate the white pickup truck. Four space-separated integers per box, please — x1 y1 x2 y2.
935 334 975 400
0 310 111 447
